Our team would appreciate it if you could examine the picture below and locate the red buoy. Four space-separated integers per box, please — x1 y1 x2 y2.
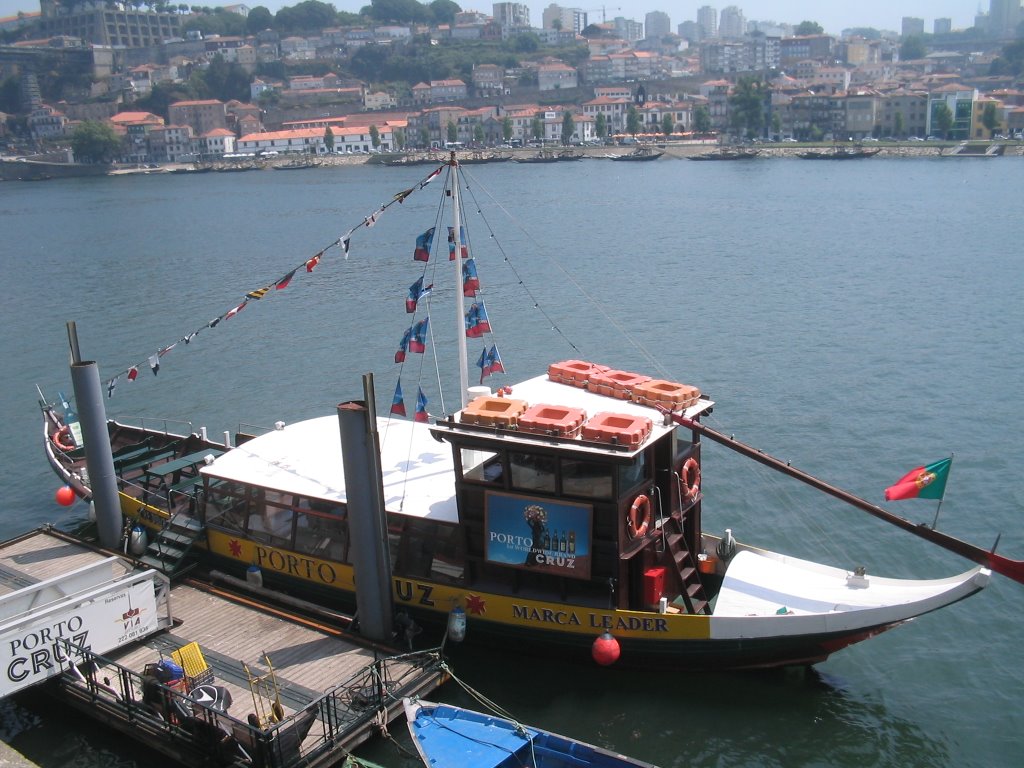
591 632 620 666
55 486 76 507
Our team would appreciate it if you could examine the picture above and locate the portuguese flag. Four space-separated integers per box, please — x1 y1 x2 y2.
884 458 952 501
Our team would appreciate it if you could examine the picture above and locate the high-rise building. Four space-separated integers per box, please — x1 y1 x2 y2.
697 6 718 39
492 3 530 29
542 4 588 34
901 16 925 38
645 11 671 39
719 6 746 39
678 20 701 41
934 18 952 35
989 0 1022 37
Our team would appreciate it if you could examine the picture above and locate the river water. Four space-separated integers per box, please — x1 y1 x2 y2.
1 156 1022 767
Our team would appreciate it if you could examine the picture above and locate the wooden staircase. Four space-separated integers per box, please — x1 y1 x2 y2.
666 533 711 615
139 512 204 577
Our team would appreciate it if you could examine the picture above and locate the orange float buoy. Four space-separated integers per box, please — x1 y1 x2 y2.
55 486 76 506
591 632 620 666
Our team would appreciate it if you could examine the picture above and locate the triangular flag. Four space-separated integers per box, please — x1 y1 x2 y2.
208 317 222 329
276 269 297 290
149 354 160 376
225 301 247 319
158 342 176 357
409 317 429 353
465 301 491 338
414 227 435 262
406 276 433 313
306 252 322 272
395 327 412 363
476 347 488 384
246 286 271 300
462 258 479 296
184 331 197 344
127 366 138 381
390 380 406 416
447 226 468 260
421 167 441 187
415 387 429 423
341 234 351 257
486 345 505 375
393 187 414 203
106 377 118 398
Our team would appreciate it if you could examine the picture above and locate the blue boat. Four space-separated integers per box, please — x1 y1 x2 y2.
403 698 658 768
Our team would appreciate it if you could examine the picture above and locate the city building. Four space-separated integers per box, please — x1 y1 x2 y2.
645 11 671 39
36 0 181 48
988 0 1021 38
719 6 746 39
168 99 228 136
901 17 925 38
934 18 952 35
697 6 717 39
492 3 530 30
542 4 588 34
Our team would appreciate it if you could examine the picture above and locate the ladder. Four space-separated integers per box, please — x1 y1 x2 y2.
139 511 204 577
665 533 711 615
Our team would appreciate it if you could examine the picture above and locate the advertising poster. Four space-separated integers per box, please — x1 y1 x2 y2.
485 491 592 579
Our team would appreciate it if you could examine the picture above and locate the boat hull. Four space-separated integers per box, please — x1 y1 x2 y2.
405 698 658 768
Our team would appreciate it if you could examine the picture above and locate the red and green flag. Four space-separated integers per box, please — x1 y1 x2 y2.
884 458 952 501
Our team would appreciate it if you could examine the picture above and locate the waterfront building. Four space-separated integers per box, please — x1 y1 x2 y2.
927 84 978 139
169 99 228 136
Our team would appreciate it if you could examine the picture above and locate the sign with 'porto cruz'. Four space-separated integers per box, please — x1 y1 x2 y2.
485 491 592 579
1 578 160 697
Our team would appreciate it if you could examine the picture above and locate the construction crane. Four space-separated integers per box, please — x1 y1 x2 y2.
583 6 621 24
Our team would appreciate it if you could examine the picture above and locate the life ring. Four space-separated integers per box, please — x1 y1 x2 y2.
627 494 651 539
681 458 701 502
51 425 75 452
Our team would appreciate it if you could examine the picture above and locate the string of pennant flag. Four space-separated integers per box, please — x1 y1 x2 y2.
103 165 445 400
388 204 505 420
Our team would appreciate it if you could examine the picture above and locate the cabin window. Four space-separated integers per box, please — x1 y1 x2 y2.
247 489 295 549
509 452 556 493
293 503 350 563
460 447 503 485
203 481 248 532
561 458 614 500
393 518 464 584
617 453 648 494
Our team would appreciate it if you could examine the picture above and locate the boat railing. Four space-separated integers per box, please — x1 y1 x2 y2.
113 416 195 439
236 421 277 438
56 639 446 768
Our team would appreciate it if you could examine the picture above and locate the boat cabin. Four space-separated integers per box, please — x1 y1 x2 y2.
196 366 713 616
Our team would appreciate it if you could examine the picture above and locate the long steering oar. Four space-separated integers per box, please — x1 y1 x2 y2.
663 409 1024 585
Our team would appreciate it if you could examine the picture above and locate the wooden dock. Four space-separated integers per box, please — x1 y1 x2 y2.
1 527 446 768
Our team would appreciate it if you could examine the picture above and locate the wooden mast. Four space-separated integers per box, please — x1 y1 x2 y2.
664 410 1024 585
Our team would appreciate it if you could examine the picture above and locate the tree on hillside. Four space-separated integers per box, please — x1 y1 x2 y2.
981 102 999 138
275 0 339 34
795 21 823 35
366 0 433 24
693 105 711 134
900 35 926 61
370 124 381 149
661 113 673 137
429 0 460 24
933 103 953 139
531 116 543 141
446 120 457 144
502 115 513 143
989 39 1024 76
893 111 904 138
247 6 273 33
595 112 607 139
561 111 574 144
71 121 122 163
728 76 766 138
626 104 640 136
324 126 334 152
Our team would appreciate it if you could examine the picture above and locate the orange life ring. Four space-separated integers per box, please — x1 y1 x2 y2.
51 425 75 452
627 494 651 539
681 458 701 502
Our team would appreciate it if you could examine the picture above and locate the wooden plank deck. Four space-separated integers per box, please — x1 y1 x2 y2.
2 528 445 765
